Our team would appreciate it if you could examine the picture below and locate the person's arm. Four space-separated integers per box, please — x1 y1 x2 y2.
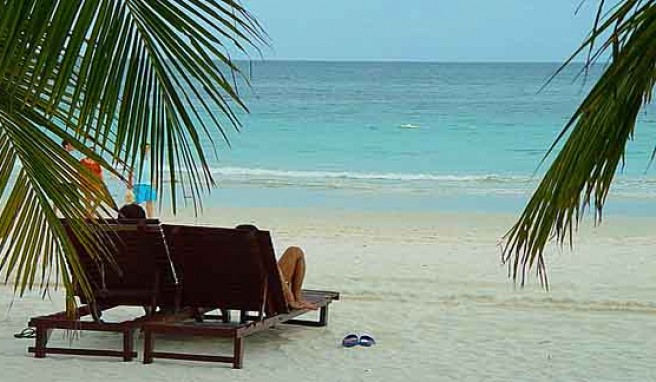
127 168 133 189
278 266 295 305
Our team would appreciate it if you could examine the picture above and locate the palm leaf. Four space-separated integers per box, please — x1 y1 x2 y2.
0 0 265 308
503 0 656 287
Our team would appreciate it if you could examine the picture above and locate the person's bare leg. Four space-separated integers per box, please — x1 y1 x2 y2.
277 246 317 309
83 194 95 217
145 201 154 217
278 246 306 299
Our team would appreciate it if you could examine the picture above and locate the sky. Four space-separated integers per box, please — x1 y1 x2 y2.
242 0 602 62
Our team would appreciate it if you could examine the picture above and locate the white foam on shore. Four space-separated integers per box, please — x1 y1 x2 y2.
2 208 656 381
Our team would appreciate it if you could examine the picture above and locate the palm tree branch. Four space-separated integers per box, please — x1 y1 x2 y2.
503 2 656 286
0 0 265 311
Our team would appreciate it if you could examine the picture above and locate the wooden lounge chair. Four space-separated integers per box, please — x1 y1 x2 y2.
142 224 339 369
28 219 182 361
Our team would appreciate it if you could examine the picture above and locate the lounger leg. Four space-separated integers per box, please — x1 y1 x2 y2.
173 290 181 314
123 329 134 362
90 303 102 322
33 326 48 358
233 337 244 369
143 329 154 364
194 308 204 323
319 305 329 326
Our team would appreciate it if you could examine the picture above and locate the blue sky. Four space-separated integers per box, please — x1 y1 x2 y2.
243 0 600 62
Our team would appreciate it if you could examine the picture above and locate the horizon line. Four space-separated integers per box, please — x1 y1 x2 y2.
234 58 608 65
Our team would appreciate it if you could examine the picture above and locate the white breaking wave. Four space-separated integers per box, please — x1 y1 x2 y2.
198 166 542 196
199 166 656 199
105 165 656 199
209 166 531 183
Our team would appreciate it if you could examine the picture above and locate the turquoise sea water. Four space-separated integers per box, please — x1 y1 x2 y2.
130 62 656 215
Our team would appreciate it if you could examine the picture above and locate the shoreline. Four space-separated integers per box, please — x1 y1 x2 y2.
156 205 656 239
3 206 655 290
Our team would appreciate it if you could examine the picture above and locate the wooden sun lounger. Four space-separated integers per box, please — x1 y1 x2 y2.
28 305 191 361
28 219 181 361
142 225 339 369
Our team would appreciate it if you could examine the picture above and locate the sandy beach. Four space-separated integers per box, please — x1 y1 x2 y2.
1 207 655 381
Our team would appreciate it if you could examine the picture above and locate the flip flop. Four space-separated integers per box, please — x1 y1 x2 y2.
13 327 36 339
341 334 359 348
358 334 376 347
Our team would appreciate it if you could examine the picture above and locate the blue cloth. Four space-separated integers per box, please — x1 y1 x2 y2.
133 184 157 203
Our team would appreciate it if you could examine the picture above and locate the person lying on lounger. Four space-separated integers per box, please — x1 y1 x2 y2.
236 224 318 310
117 203 146 219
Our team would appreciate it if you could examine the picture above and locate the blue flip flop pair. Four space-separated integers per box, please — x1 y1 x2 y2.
342 333 376 348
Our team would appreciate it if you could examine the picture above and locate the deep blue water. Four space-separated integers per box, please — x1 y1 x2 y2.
118 61 656 215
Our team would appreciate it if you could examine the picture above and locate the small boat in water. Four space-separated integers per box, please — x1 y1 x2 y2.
399 123 420 129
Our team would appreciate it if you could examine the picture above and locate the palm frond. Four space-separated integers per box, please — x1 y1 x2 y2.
503 0 656 287
0 107 115 306
0 0 265 306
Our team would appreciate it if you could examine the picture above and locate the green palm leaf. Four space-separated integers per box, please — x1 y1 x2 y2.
503 0 656 287
0 0 265 308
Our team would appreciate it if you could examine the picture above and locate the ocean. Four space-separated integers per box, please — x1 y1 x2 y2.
104 61 656 215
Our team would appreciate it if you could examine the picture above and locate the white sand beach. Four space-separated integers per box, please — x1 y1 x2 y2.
2 208 656 381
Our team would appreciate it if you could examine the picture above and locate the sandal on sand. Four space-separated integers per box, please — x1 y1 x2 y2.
14 327 36 339
358 334 376 347
341 334 359 348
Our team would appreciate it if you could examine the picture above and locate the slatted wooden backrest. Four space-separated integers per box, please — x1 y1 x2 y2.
161 224 266 312
62 219 177 306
